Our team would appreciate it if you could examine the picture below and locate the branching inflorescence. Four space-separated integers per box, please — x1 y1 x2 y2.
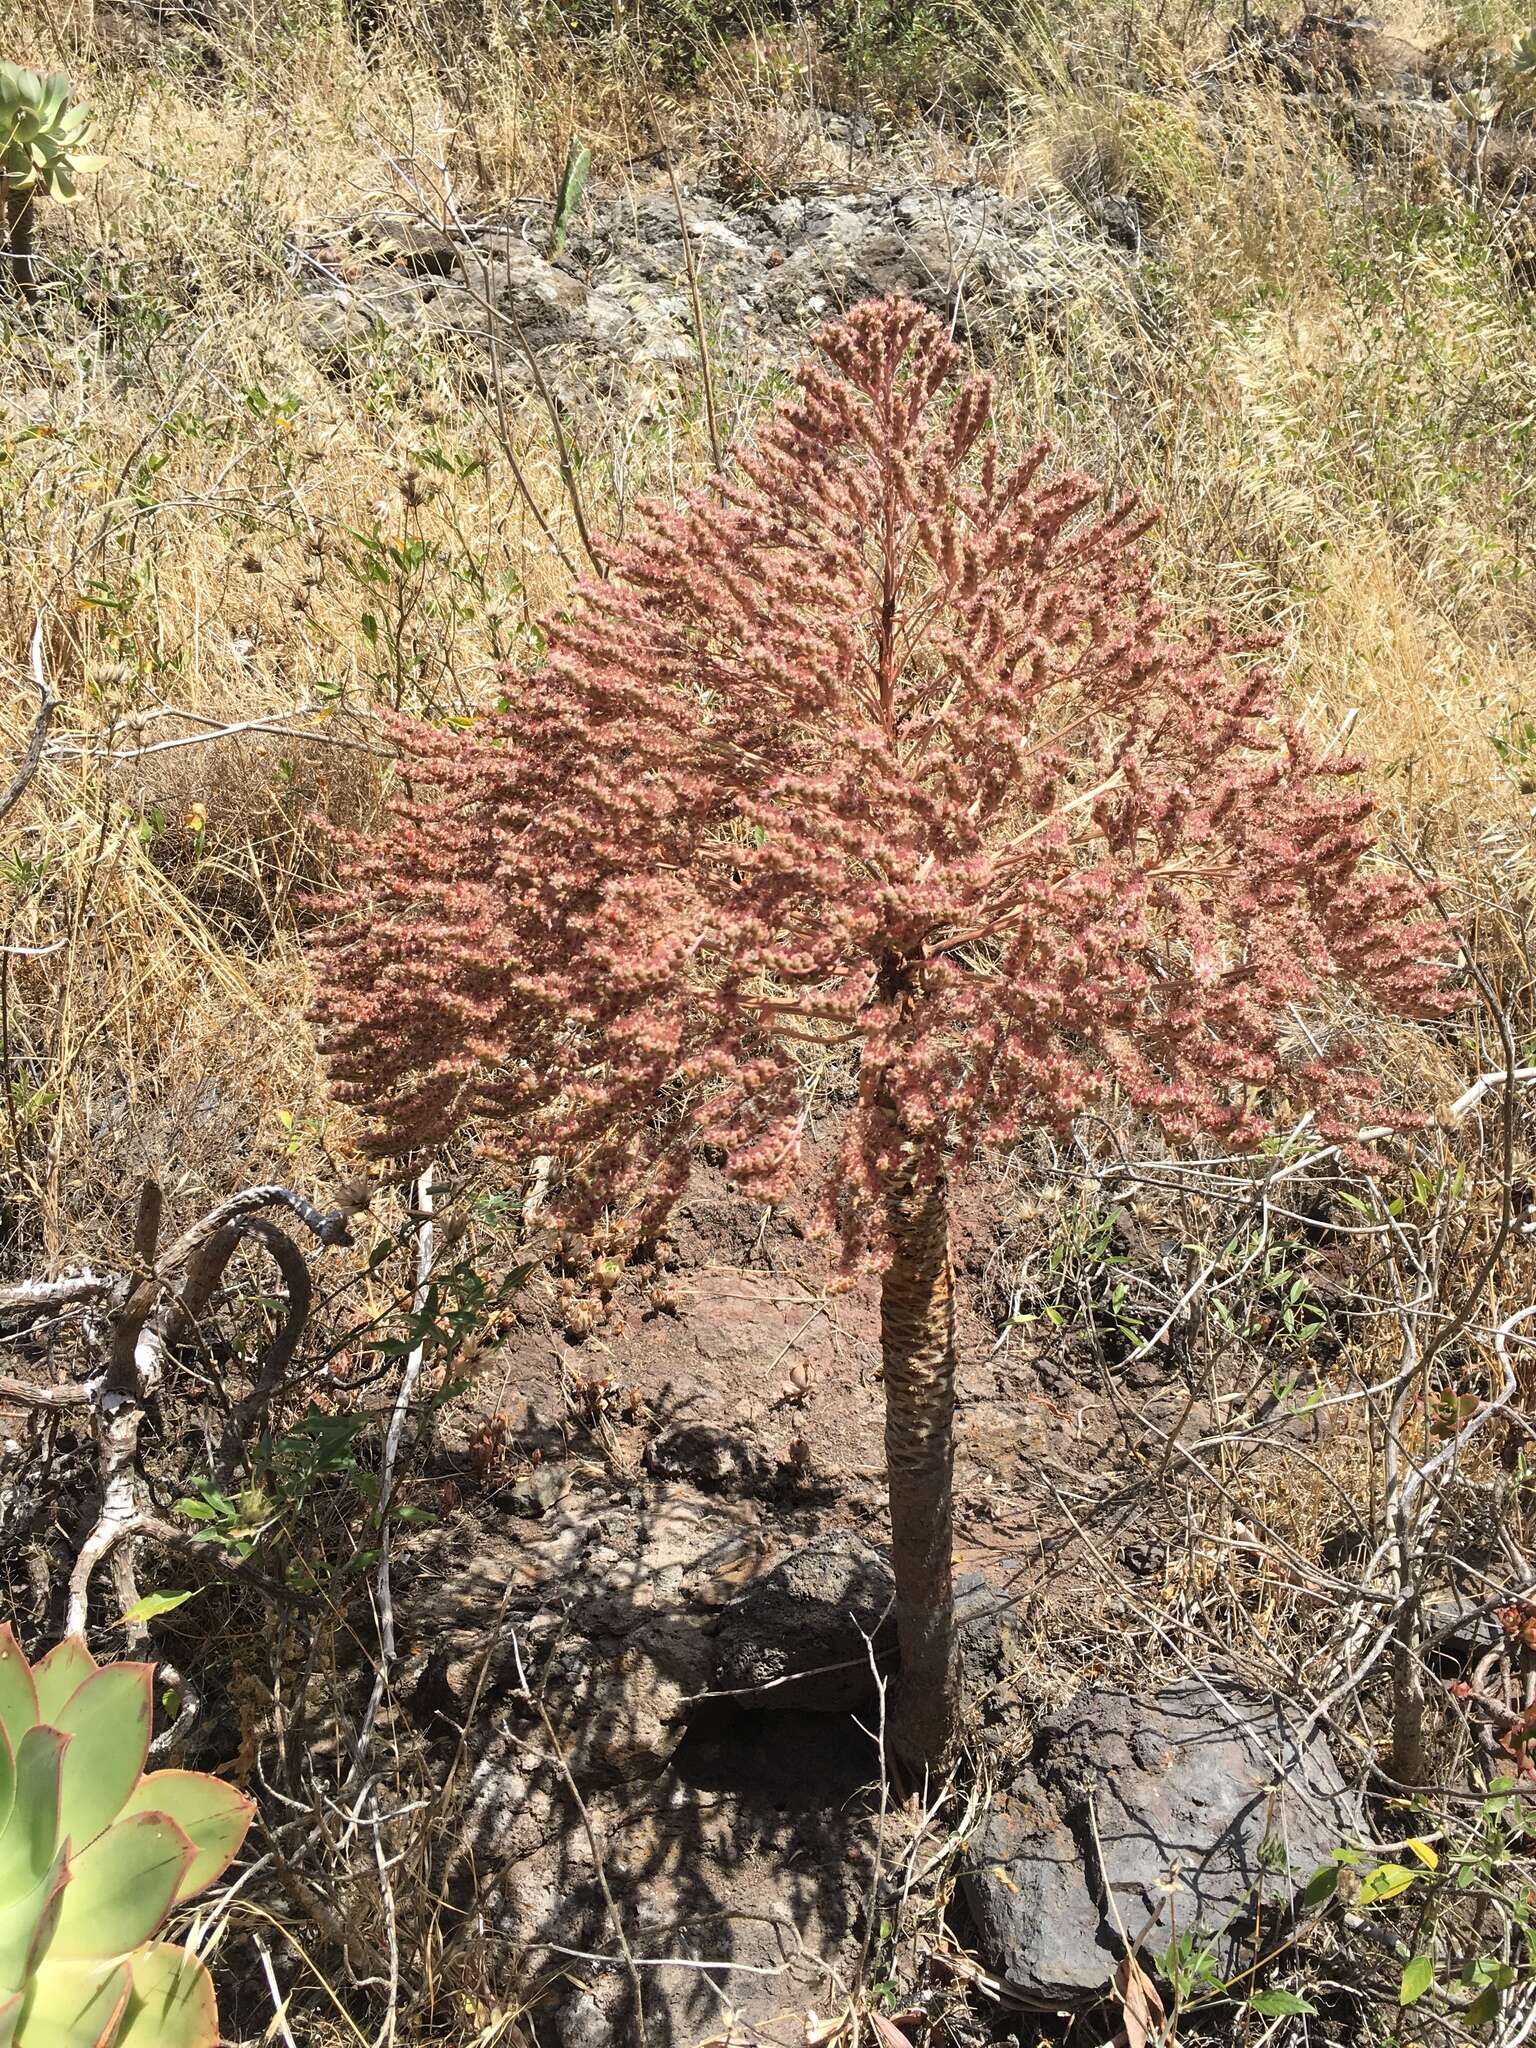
312 295 1451 1266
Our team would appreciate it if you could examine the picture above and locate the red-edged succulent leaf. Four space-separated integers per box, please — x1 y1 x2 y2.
0 1729 68 1901
53 1666 153 1852
117 1773 252 1901
115 1943 219 2048
15 1957 131 2047
0 1728 16 1851
29 1645 96 1728
47 1815 192 1959
0 1990 20 2046
0 1639 37 1761
0 1847 68 1995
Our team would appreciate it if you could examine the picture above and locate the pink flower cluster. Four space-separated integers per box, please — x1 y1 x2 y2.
310 296 1454 1266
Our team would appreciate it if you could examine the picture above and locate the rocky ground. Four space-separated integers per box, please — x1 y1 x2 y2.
365 1144 1391 2047
288 11 1536 421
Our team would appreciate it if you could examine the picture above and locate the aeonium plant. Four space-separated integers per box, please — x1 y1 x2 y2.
309 296 1454 1768
0 1628 251 2045
0 65 104 301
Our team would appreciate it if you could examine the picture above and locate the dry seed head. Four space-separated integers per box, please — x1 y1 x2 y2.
310 296 1457 1272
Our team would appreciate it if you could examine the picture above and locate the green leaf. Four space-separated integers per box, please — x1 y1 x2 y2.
549 137 592 258
0 1636 38 1759
1301 1862 1339 1909
117 1591 198 1628
115 1943 219 2048
117 1772 252 1901
48 1815 191 1958
1359 1861 1419 1905
1468 1985 1503 2027
13 1957 131 2047
1248 1989 1318 2017
29 1644 95 1727
53 1665 153 1852
0 1729 68 1900
1400 1954 1434 2006
0 1729 14 1850
0 1848 68 1995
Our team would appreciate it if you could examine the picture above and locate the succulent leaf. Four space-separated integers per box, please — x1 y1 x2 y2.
29 1645 96 1727
0 65 100 204
0 1642 37 1764
0 1727 16 1849
53 1667 153 1854
0 1847 68 1996
47 1815 192 1960
117 1774 252 1901
0 1639 231 2048
0 1730 67 1900
15 1956 131 2047
116 1944 219 2048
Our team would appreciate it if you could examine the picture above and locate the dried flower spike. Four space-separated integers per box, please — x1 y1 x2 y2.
310 296 1455 1762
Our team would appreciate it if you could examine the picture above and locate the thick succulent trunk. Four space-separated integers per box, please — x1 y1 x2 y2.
3 180 37 302
881 1164 958 1771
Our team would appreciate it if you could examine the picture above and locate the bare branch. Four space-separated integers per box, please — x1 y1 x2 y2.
0 1270 117 1315
0 620 59 828
155 1183 353 1277
351 1162 435 1776
213 1215 316 1486
0 1373 97 1409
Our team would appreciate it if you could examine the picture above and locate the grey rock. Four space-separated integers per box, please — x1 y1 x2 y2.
554 1989 616 2048
403 1491 766 1787
953 1571 1023 1736
350 215 462 276
505 1462 568 1518
714 1536 897 1710
456 243 595 346
540 1614 715 1786
962 1680 1363 2006
459 1759 568 1870
1424 1595 1506 1666
643 1420 773 1496
298 290 400 356
441 1608 713 1794
299 174 1127 396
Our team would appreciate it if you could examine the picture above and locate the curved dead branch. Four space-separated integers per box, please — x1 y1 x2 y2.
156 1183 353 1277
35 1179 349 1635
0 621 59 828
212 1214 316 1485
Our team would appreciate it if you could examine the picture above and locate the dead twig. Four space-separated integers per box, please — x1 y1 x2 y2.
663 156 725 477
350 1161 435 1778
0 620 59 828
